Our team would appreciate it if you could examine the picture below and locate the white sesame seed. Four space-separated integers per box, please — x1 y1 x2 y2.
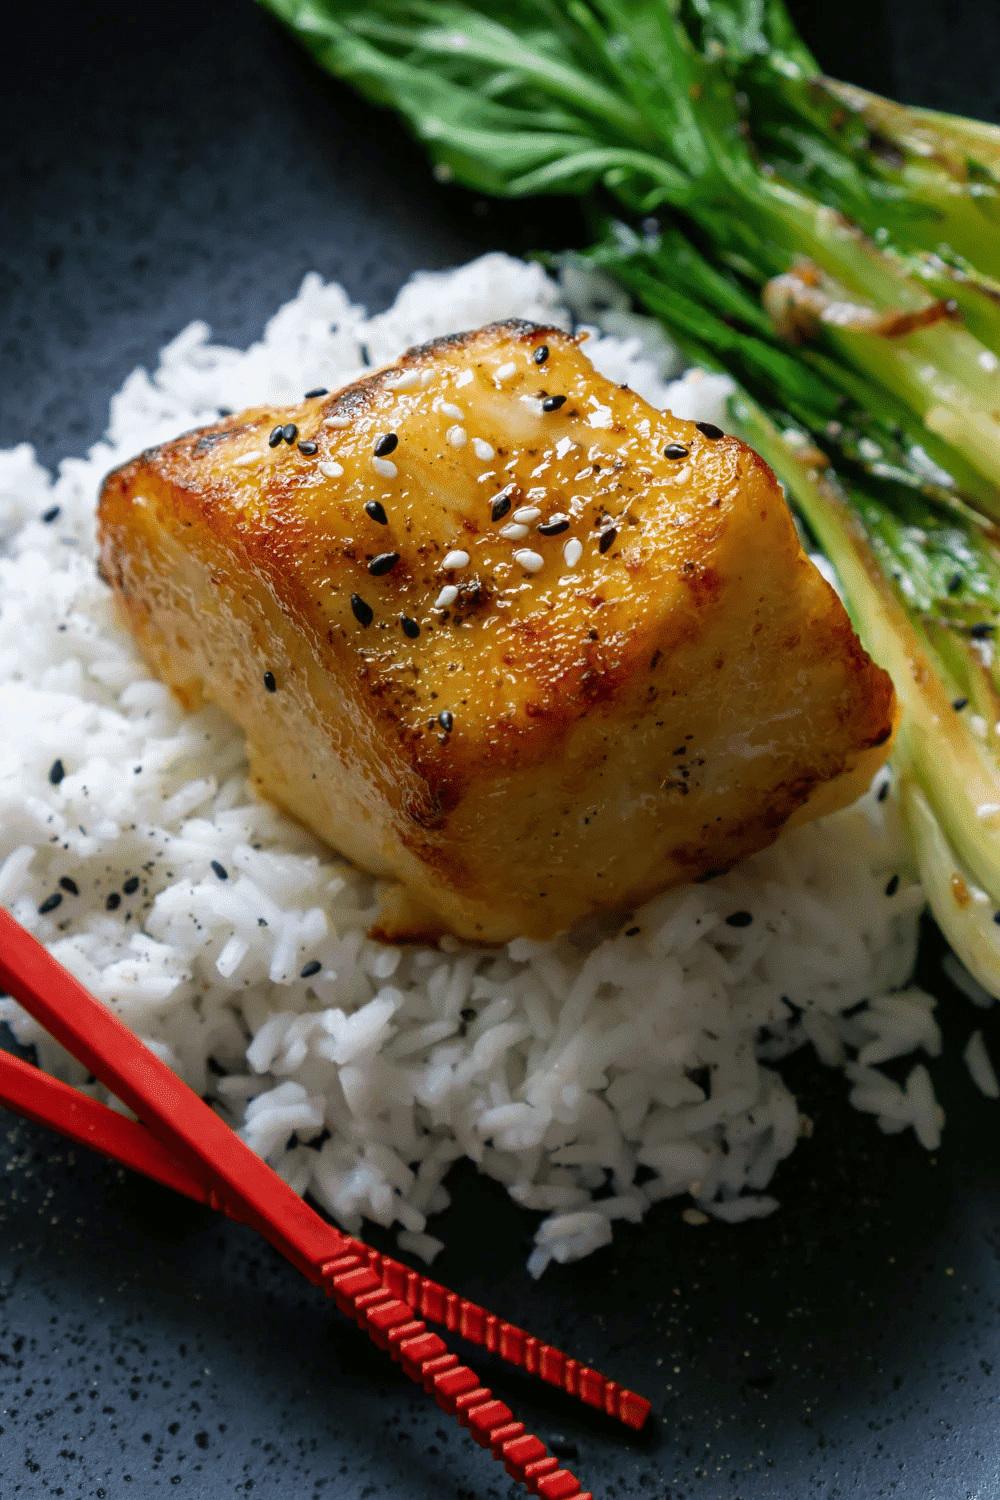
499 523 529 541
435 585 459 608
562 537 583 568
324 415 351 429
472 438 495 461
232 452 262 466
372 456 398 479
419 369 434 388
318 461 344 478
447 425 467 448
587 406 613 429
513 549 544 573
495 362 516 381
441 402 464 421
392 369 421 389
512 506 541 523
456 370 474 388
443 549 470 570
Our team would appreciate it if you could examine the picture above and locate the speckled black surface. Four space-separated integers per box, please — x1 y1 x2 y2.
4 3 1000 1496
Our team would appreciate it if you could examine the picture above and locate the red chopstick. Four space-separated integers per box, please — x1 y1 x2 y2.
0 908 649 1495
0 1047 648 1427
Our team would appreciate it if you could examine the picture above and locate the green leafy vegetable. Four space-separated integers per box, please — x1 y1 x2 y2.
260 0 1000 993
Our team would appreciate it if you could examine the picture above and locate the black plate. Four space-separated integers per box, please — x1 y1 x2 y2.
4 4 1000 1496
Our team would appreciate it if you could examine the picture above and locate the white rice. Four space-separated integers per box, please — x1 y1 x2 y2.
0 254 943 1274
964 1028 1000 1097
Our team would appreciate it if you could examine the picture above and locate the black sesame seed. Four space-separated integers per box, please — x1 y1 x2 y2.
877 780 890 802
351 594 374 626
696 421 724 440
664 443 689 460
300 960 322 979
599 526 617 554
282 423 298 444
538 518 570 536
123 876 140 895
42 505 61 523
374 432 399 457
438 709 454 732
533 344 550 365
970 623 996 639
263 670 277 693
38 892 63 915
460 1006 476 1022
369 552 400 576
211 860 228 881
365 500 388 525
542 394 566 412
884 874 900 897
953 696 969 711
268 425 284 448
304 388 328 399
59 876 79 895
401 615 420 639
725 910 753 928
490 488 514 522
947 572 963 595
106 892 121 911
297 439 318 455
49 758 66 786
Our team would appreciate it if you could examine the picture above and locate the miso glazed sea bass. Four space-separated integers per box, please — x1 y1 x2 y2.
97 321 895 943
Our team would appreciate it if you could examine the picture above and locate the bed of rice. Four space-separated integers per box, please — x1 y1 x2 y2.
0 254 951 1275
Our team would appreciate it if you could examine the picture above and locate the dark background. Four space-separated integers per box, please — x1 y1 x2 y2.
4 3 1000 1497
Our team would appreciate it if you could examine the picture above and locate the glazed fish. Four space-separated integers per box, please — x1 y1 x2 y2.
97 320 895 943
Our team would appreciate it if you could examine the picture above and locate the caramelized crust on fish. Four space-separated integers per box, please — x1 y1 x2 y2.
97 320 895 942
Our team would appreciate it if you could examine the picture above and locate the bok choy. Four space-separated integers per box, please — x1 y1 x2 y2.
259 0 1000 994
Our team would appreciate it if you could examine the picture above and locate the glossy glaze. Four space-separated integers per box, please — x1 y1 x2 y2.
97 321 895 941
